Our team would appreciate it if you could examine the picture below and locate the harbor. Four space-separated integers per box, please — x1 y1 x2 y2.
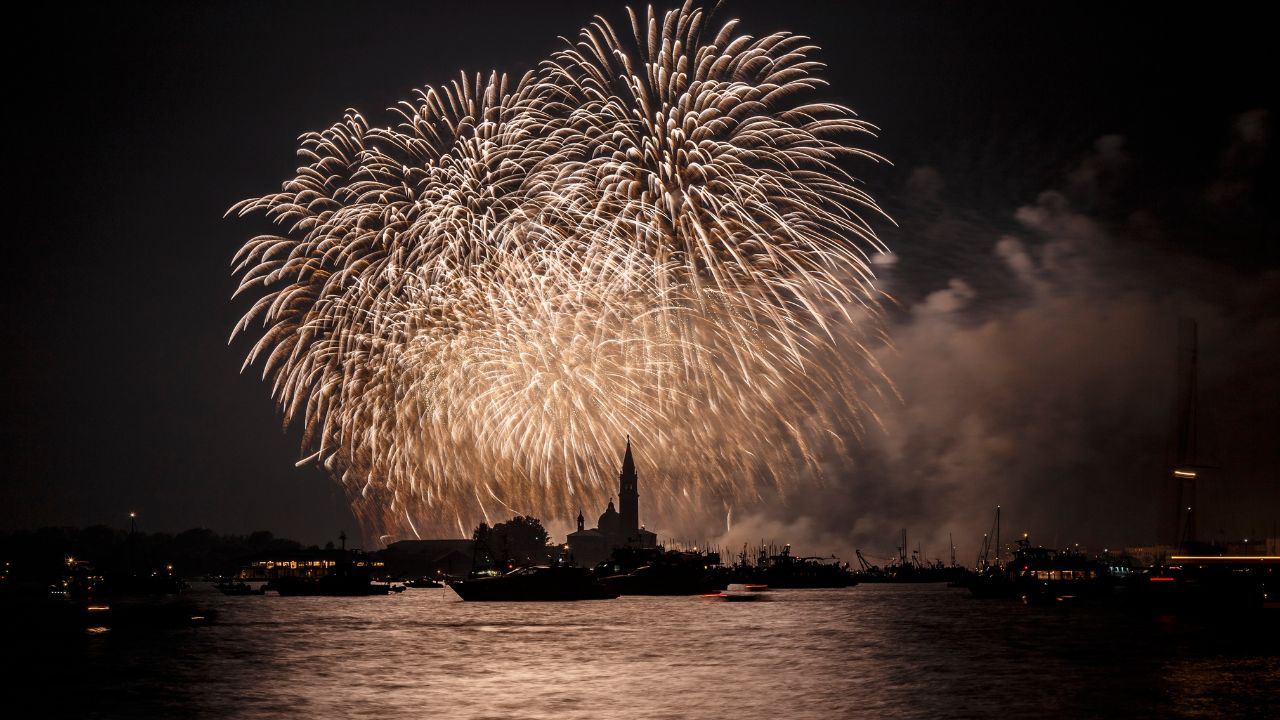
3 433 1276 718
6 0 1278 717
6 435 1274 619
8 576 1277 720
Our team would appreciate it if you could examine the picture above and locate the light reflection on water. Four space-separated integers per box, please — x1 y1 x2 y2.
18 583 1280 719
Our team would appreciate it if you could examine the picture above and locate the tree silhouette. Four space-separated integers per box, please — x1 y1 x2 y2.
472 516 551 568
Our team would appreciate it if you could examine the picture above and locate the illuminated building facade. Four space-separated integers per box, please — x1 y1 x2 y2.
237 551 383 581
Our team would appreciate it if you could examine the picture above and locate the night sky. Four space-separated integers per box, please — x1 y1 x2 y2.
5 2 1276 551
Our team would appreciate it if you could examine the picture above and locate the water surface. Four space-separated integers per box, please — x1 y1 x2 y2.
14 583 1279 719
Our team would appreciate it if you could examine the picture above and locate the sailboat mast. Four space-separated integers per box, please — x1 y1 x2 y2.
1172 318 1200 548
995 506 1001 567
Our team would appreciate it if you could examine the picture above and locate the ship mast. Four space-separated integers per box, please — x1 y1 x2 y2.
978 506 1001 569
1171 318 1201 549
994 505 1001 568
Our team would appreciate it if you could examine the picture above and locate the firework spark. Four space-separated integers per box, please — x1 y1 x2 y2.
230 2 891 543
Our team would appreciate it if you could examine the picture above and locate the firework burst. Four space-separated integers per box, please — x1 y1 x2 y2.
230 2 891 543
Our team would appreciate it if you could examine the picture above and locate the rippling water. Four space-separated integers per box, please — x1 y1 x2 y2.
13 583 1279 719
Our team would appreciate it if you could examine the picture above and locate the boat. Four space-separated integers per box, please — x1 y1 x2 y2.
17 560 213 631
406 577 444 589
595 548 726 595
271 556 391 596
215 581 264 596
703 584 768 602
854 530 973 584
1124 553 1280 614
729 544 857 588
703 592 765 602
969 539 1112 602
272 574 392 596
448 565 618 601
854 556 971 584
600 563 725 595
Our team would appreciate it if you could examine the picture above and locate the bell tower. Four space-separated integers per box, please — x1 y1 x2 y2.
618 436 639 545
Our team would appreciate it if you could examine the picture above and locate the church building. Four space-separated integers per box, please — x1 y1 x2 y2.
566 437 658 568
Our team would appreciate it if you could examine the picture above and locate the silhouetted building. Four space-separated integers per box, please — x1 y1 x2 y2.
237 549 384 580
568 438 658 567
379 539 475 578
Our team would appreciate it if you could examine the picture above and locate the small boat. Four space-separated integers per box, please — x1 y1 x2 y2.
406 577 444 589
215 581 264 596
703 593 764 602
449 565 618 601
703 583 768 602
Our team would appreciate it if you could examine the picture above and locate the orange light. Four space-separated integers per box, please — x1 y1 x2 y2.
1169 556 1280 561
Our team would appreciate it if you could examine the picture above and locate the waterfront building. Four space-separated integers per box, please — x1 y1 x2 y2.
378 539 475 578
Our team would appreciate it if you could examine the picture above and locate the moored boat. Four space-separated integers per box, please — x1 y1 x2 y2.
406 577 444 589
449 565 618 601
969 540 1112 602
1124 554 1280 613
597 550 727 596
729 544 857 588
270 555 392 596
215 580 264 596
272 574 392 596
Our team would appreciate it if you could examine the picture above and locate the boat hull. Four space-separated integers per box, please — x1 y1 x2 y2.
272 578 391 596
450 567 618 601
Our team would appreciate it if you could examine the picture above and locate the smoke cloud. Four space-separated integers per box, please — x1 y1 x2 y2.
717 112 1280 564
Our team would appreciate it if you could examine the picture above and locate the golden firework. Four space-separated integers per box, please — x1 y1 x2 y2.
230 2 891 543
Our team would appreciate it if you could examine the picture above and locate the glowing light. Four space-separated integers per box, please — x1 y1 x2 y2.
1172 469 1197 479
1169 556 1280 561
230 4 891 540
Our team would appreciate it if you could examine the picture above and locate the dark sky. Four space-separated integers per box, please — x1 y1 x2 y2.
5 2 1276 549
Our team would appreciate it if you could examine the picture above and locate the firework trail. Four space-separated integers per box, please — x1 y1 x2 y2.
230 2 891 543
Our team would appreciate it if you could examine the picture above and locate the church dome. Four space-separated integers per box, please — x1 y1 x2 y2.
597 500 621 536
